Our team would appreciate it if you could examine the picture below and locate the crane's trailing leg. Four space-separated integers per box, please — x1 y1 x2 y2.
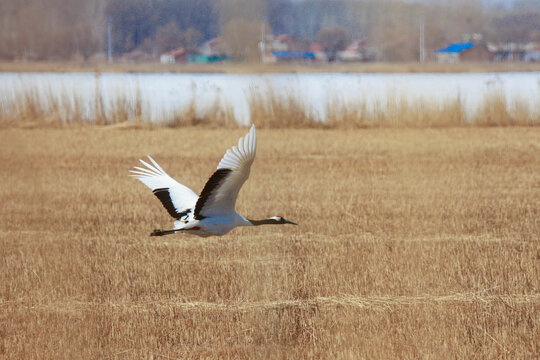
150 229 177 236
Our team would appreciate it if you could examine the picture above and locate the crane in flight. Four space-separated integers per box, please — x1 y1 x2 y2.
129 125 297 237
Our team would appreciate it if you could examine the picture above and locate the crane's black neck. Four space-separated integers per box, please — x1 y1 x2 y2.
248 218 280 226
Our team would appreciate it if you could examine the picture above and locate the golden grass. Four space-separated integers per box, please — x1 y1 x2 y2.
0 127 539 358
2 61 540 74
166 91 237 129
322 93 469 128
2 82 539 129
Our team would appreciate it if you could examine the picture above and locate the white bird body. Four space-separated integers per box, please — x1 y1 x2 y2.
130 125 296 237
172 214 251 237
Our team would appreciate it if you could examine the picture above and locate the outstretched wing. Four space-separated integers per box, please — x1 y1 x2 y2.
129 156 198 219
194 125 257 219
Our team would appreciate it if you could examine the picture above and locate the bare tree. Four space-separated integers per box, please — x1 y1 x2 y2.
492 13 540 42
218 0 264 26
155 22 182 54
180 27 204 51
316 26 349 62
221 18 262 61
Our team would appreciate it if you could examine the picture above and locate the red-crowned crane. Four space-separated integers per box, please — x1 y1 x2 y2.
129 125 297 237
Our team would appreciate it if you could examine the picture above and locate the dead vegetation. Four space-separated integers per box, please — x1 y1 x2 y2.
1 82 539 129
0 127 539 358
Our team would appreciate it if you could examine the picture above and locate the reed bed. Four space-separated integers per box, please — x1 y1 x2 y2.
1 81 539 128
1 127 539 358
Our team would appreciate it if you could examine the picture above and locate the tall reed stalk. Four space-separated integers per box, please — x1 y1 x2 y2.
1 82 538 128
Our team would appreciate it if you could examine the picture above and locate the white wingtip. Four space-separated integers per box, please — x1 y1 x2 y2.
216 124 257 171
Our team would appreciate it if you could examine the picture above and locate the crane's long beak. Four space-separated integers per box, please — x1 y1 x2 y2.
286 220 298 225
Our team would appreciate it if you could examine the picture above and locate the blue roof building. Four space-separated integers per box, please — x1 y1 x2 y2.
435 42 493 63
435 42 475 54
271 51 315 61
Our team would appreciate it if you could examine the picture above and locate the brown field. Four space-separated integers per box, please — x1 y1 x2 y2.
2 61 540 74
1 126 539 359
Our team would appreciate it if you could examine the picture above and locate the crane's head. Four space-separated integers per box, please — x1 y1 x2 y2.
270 216 297 225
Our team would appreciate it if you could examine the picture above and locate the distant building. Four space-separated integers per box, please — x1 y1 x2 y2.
435 42 493 63
489 42 539 61
308 43 327 61
187 38 231 63
261 34 312 62
160 48 187 64
460 43 493 62
270 51 315 62
337 38 368 62
523 50 540 62
267 34 307 52
199 38 228 57
187 54 230 64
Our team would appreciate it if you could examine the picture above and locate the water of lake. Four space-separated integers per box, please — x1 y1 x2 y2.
1 72 538 124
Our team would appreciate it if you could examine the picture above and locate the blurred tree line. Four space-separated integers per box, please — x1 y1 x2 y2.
0 0 539 61
0 0 106 60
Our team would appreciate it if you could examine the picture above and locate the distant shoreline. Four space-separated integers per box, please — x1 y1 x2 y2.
1 61 540 74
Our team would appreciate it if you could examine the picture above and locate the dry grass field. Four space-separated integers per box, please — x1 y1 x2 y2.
1 126 539 359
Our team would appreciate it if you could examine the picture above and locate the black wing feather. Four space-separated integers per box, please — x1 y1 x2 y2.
152 188 190 219
193 169 232 220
